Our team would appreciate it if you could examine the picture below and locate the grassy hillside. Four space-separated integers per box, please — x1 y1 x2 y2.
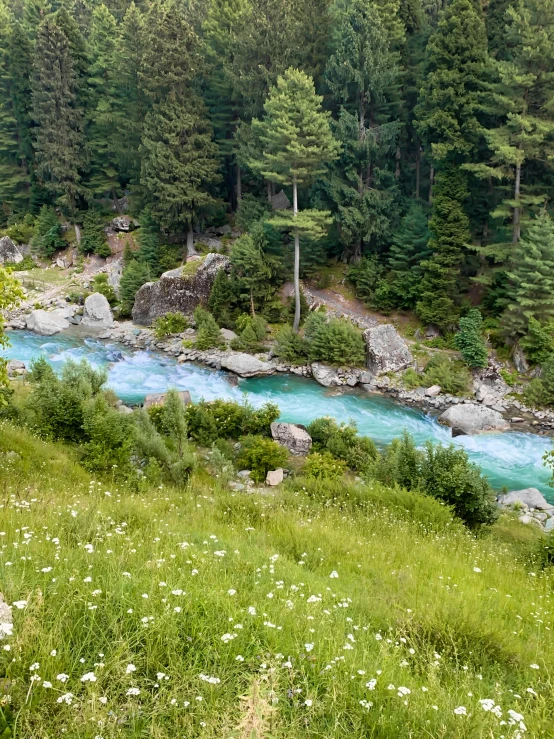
0 422 552 738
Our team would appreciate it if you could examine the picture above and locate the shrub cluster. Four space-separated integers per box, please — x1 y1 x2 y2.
153 311 189 339
230 314 268 353
402 354 471 395
194 306 224 350
236 435 288 482
184 398 279 446
275 312 366 366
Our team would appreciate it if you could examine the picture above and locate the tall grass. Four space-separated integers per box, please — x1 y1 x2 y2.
0 422 551 738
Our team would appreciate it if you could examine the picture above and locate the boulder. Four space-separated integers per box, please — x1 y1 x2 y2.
271 190 291 210
363 324 413 375
497 488 552 511
106 258 123 295
220 353 274 378
7 359 26 377
111 215 133 232
270 422 312 455
132 253 230 325
512 343 529 374
0 236 23 264
425 385 441 397
266 468 284 486
311 363 340 387
26 309 70 336
438 404 510 436
195 234 223 251
81 293 114 329
220 328 238 342
143 390 192 409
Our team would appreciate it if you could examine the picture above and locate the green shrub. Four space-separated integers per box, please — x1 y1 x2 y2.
5 214 35 244
402 367 421 389
153 311 189 339
274 325 309 363
5 254 35 270
454 309 488 368
307 417 378 473
236 435 288 482
230 314 268 353
31 206 65 257
119 260 151 316
92 273 117 305
81 395 135 474
524 354 554 407
520 317 554 365
346 254 385 306
422 354 471 395
80 209 110 257
194 307 224 350
185 399 279 445
304 451 347 479
235 193 272 231
308 318 366 366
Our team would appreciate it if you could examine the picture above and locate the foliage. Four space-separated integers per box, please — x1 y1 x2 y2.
524 355 554 408
118 260 151 316
91 273 117 305
304 451 347 479
230 315 268 353
31 205 64 257
308 317 366 366
236 434 288 482
454 309 488 368
194 307 224 350
307 417 378 473
80 394 134 474
80 209 110 257
0 266 23 395
421 354 472 395
274 325 309 364
235 194 272 231
153 312 188 339
520 317 554 366
185 398 279 446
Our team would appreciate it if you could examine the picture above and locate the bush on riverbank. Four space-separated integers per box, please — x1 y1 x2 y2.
274 312 366 366
0 421 552 738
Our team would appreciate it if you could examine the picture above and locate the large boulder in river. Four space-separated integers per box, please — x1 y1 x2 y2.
439 404 510 436
311 363 341 387
26 309 70 336
132 253 230 326
220 353 274 378
0 236 23 264
81 292 114 329
363 324 413 375
271 422 312 455
497 488 552 511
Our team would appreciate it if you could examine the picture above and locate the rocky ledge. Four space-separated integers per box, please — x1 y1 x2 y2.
497 488 554 532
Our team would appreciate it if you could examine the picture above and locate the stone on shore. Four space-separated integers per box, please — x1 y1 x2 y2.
270 422 312 455
26 309 70 336
439 404 510 436
0 236 23 264
497 488 552 511
311 363 340 387
266 468 284 486
132 253 230 325
81 293 114 329
220 353 274 378
364 324 413 375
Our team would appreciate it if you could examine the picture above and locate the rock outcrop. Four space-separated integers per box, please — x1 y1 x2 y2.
311 363 341 387
364 324 413 375
270 422 312 455
82 293 114 329
26 309 70 336
0 236 23 264
220 353 274 378
439 404 510 436
497 488 552 511
132 253 230 325
143 390 192 409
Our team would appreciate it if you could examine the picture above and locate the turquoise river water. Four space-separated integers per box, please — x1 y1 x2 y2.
2 330 553 499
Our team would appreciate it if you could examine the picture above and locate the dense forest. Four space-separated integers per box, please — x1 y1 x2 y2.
1 0 554 348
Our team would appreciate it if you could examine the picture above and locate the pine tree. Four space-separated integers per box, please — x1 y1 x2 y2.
0 19 34 217
140 96 221 255
250 68 339 330
230 231 274 315
208 269 233 325
80 209 110 257
87 4 119 200
387 202 431 309
454 308 488 368
119 259 151 316
324 1 401 260
31 204 65 257
137 209 161 274
503 212 554 338
32 16 86 215
414 0 488 328
195 309 223 350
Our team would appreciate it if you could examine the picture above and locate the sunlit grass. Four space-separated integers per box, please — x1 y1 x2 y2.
0 422 551 737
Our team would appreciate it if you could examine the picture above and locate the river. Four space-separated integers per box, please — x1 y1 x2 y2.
2 330 553 499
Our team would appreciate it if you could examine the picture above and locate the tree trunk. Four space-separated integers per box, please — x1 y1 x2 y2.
292 176 301 333
112 188 122 214
74 223 81 246
395 146 401 180
513 161 522 243
186 223 197 257
428 164 434 204
250 288 255 317
352 239 362 264
236 163 242 205
415 144 421 200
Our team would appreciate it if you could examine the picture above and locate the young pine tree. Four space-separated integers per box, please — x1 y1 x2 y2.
503 212 554 338
454 308 488 368
119 260 151 316
31 205 65 257
387 202 431 309
250 68 339 331
137 209 161 274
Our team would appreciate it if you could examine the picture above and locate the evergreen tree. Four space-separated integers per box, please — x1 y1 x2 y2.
387 202 431 309
119 259 151 316
454 308 488 368
80 209 110 257
87 4 119 200
415 0 488 327
0 19 34 217
324 0 401 260
503 212 554 338
208 269 234 325
140 96 221 256
31 204 65 257
32 16 86 215
137 209 161 274
250 68 339 330
195 308 223 350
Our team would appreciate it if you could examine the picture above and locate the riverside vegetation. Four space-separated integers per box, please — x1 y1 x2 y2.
1 370 554 737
